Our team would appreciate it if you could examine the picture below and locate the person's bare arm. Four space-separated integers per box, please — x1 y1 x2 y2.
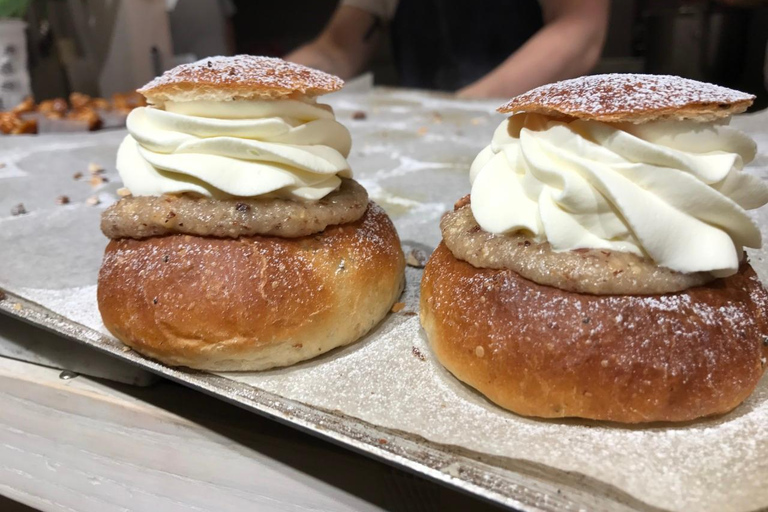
286 6 384 79
457 0 609 99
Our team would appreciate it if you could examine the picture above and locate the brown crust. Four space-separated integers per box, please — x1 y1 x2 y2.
98 204 405 371
138 56 344 104
101 179 368 240
441 201 713 295
420 243 768 423
498 74 755 123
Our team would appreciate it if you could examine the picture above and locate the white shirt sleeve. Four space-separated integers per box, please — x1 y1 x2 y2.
340 0 400 21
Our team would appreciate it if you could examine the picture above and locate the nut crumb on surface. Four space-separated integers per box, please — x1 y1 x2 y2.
352 110 367 120
117 187 132 197
412 346 426 361
56 195 70 205
73 172 83 180
10 203 27 216
90 175 108 187
391 302 405 313
12 303 22 311
405 248 428 268
88 163 104 174
0 290 6 300
85 196 100 206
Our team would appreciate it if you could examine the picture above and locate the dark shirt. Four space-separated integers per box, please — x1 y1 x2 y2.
390 0 544 91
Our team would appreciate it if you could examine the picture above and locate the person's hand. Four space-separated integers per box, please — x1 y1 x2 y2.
285 6 383 79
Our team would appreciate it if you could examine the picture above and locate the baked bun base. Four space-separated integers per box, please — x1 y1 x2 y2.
420 243 768 423
98 204 404 371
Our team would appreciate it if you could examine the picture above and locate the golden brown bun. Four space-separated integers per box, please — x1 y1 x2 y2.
420 243 768 423
138 56 344 104
98 204 404 371
498 74 755 123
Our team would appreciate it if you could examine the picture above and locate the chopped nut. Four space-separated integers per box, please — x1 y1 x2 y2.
475 345 485 358
90 175 108 187
411 346 426 361
601 359 609 367
417 126 428 136
235 202 250 212
351 110 367 120
88 163 105 174
391 302 405 313
405 249 428 268
10 203 27 216
73 172 83 180
85 196 100 206
56 195 70 205
117 187 132 197
12 303 22 311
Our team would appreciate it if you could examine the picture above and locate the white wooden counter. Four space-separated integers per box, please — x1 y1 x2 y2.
0 355 500 512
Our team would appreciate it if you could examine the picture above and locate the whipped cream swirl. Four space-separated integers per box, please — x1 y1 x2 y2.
117 99 352 201
470 113 768 276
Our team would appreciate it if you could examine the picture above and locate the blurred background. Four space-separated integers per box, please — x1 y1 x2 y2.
1 0 766 124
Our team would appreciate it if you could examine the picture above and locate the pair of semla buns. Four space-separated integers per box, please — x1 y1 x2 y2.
99 61 768 425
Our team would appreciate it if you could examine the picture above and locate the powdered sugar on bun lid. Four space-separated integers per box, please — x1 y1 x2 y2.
498 73 755 123
138 55 344 104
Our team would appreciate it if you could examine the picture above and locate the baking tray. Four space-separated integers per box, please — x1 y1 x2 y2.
2 87 768 512
0 288 656 512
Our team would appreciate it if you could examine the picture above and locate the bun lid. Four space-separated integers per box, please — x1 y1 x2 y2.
138 55 344 104
497 73 755 123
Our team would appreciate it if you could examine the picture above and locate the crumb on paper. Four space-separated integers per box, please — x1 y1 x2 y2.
432 112 443 124
12 303 22 311
417 126 428 136
412 346 426 361
391 302 405 313
90 175 108 188
378 439 388 445
88 163 105 174
56 195 70 205
352 110 367 120
405 248 428 268
403 311 418 317
73 172 83 180
121 345 132 352
0 290 6 301
10 203 27 216
85 196 100 206
117 187 132 197
0 162 6 168
470 117 486 125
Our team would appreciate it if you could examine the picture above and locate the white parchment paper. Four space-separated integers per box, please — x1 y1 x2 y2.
2 88 767 512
